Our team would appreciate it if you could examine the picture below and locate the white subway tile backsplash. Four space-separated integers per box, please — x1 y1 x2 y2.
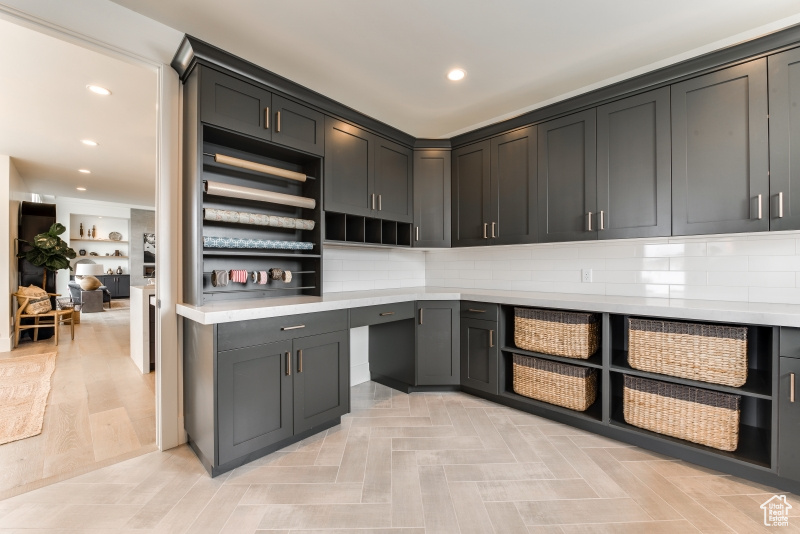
325 232 800 305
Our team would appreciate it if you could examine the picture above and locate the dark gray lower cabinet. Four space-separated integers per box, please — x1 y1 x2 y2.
218 340 293 465
416 301 459 385
779 357 800 483
460 318 498 394
293 330 350 434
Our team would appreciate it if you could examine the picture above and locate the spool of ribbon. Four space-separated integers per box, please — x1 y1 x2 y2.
211 270 229 287
230 269 248 284
257 270 269 285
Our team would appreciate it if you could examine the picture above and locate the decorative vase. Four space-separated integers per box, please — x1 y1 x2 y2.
79 223 84 238
78 275 101 291
116 266 122 274
92 225 97 239
79 249 86 256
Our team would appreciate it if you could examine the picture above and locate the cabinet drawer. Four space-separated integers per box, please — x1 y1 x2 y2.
218 310 348 351
460 301 498 321
350 301 414 328
781 328 800 359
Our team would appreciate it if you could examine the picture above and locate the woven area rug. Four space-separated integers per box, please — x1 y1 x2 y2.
0 352 56 445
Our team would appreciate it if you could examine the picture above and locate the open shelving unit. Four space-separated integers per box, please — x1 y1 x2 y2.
324 211 412 247
183 122 323 304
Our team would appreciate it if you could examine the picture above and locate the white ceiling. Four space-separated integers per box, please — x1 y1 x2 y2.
0 17 157 206
111 0 800 138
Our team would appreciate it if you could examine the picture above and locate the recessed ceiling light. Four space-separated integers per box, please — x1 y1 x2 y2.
447 68 466 82
86 85 111 96
76 187 87 191
78 169 91 174
81 139 98 146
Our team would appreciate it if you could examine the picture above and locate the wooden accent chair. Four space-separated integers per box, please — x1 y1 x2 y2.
12 292 74 348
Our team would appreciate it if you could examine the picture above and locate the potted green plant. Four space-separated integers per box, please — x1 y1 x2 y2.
17 223 77 289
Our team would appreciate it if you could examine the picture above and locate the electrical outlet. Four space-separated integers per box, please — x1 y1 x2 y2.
582 268 592 283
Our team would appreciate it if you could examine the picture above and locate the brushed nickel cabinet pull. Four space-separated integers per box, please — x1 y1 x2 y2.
378 194 382 211
491 222 496 238
467 308 486 313
587 212 593 232
281 325 305 331
276 111 281 132
599 211 605 230
483 223 488 239
779 192 784 218
286 352 291 376
757 194 763 220
298 349 303 373
489 330 494 348
265 107 270 129
416 226 420 241
791 372 796 403
379 311 395 316
419 308 423 325
372 193 376 210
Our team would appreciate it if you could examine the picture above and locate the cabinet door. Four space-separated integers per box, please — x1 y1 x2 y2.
200 67 272 142
778 357 800 483
672 59 769 236
272 95 324 156
597 88 671 239
116 276 130 298
293 330 350 434
324 117 374 217
374 137 413 222
460 318 498 394
217 340 293 465
452 141 491 246
769 48 800 231
416 301 459 385
537 109 597 242
490 126 538 245
413 149 451 247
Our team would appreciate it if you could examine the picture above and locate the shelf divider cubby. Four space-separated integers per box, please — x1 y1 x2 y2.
365 218 382 244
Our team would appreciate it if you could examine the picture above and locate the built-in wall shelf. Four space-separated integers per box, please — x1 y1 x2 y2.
71 238 130 244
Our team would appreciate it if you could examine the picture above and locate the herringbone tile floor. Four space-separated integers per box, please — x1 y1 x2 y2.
0 380 797 533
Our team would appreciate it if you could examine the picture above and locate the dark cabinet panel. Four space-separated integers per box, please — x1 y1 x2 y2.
672 59 769 236
374 138 413 223
324 117 374 217
416 301 459 385
413 149 451 248
96 275 130 299
272 95 324 156
452 141 491 246
460 318 498 394
778 357 800 483
217 340 293 465
292 330 349 434
769 48 800 231
597 88 671 239
490 126 538 245
200 67 271 141
537 109 597 242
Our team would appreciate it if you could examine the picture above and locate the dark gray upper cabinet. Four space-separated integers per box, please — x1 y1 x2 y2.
292 330 349 434
490 126 538 245
769 47 800 231
778 357 800 483
671 59 769 236
416 301 459 386
537 109 597 242
217 340 293 465
452 140 491 246
460 317 498 394
324 117 374 217
200 67 271 141
597 88 671 239
413 149 451 248
271 95 324 156
374 138 413 223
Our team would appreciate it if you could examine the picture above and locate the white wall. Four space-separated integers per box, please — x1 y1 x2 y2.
426 231 800 304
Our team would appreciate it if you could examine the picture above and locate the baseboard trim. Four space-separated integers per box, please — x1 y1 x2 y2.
0 335 12 353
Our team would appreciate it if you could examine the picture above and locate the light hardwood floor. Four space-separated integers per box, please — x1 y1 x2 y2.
0 300 156 499
0 381 797 532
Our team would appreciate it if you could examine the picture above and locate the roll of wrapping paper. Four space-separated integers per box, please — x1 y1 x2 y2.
214 153 306 183
203 208 315 230
204 180 316 210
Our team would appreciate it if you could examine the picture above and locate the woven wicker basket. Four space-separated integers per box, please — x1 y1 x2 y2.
628 318 747 387
512 354 597 411
623 374 740 451
514 308 599 359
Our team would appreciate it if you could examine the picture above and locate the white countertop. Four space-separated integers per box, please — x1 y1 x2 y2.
175 286 800 327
